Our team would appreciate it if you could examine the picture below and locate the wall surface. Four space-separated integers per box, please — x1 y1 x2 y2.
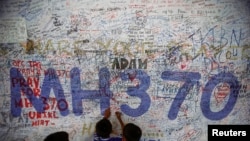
0 0 249 141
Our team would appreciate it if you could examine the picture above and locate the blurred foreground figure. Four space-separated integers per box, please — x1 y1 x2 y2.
44 131 69 141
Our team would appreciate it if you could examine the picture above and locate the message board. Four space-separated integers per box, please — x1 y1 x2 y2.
0 0 249 141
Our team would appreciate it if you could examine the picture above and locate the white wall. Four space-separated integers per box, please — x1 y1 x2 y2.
0 0 249 141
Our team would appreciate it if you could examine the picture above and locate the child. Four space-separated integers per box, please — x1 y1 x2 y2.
123 123 142 141
94 108 141 141
94 107 123 141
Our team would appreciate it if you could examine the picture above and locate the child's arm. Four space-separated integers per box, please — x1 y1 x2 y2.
115 112 124 130
103 107 111 119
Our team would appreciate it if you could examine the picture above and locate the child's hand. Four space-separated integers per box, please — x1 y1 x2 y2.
103 107 111 119
115 111 122 119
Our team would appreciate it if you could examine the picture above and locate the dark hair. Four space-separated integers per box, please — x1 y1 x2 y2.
95 118 112 138
123 123 142 141
44 131 69 141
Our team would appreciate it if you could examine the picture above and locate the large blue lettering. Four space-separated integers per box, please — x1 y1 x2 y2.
120 70 151 117
161 71 201 120
70 67 112 116
10 67 69 117
200 72 240 120
10 67 241 120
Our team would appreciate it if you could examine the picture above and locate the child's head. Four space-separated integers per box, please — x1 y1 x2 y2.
95 118 112 138
123 123 142 141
